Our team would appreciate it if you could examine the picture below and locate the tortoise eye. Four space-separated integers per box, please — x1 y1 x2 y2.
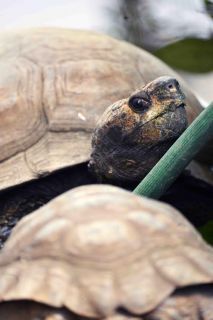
128 94 151 114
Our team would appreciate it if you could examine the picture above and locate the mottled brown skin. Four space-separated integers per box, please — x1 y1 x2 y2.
89 76 187 183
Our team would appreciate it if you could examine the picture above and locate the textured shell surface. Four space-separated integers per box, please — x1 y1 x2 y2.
0 28 203 191
0 185 212 318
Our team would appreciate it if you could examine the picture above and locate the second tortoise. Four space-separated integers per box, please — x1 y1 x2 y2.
0 185 212 319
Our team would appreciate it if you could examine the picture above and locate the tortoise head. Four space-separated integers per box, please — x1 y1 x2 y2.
89 76 188 183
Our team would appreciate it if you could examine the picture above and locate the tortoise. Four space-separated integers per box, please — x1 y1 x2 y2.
0 28 204 191
0 28 212 246
0 184 212 320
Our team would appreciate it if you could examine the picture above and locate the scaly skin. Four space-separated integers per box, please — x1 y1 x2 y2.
89 76 187 183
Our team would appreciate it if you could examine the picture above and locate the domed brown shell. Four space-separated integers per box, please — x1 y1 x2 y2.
0 185 212 318
0 28 203 191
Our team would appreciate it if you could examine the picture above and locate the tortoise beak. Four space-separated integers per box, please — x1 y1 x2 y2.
176 93 186 110
176 89 186 103
167 81 186 110
168 78 186 104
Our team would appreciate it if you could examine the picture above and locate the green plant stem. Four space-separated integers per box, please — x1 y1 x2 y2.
133 102 213 198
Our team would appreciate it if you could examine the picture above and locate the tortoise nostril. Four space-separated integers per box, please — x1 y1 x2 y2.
166 79 180 91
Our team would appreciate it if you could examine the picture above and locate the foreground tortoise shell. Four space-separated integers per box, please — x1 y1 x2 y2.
0 27 203 192
0 185 212 320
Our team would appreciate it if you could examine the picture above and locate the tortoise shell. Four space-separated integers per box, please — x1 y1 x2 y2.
0 185 212 319
0 28 203 191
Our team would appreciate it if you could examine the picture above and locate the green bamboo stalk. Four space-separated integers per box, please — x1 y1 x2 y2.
133 102 213 198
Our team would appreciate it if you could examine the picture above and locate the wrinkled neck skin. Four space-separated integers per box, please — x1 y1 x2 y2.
89 106 188 185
